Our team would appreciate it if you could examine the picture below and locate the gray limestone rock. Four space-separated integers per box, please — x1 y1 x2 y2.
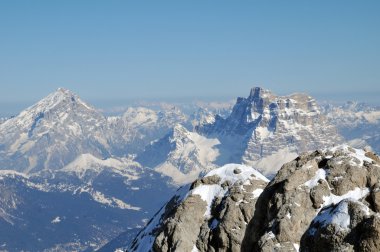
242 146 380 252
153 194 207 252
127 164 269 252
127 146 380 252
301 200 380 252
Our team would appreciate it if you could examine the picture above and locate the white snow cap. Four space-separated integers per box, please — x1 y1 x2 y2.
204 163 270 184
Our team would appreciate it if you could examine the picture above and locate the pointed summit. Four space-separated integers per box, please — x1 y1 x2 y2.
249 87 263 98
47 87 79 103
54 87 77 100
26 88 95 116
56 87 71 93
0 88 106 173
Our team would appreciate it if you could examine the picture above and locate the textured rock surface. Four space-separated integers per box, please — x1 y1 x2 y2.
301 200 380 252
126 164 269 252
111 145 380 252
153 194 207 251
197 87 343 176
242 145 380 252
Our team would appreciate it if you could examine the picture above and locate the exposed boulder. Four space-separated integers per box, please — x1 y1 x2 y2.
242 145 380 252
153 194 207 251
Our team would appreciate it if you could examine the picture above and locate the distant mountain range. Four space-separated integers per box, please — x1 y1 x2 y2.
0 88 180 251
321 101 380 153
0 87 378 251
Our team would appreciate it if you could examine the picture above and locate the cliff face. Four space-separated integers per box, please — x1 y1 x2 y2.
197 87 343 177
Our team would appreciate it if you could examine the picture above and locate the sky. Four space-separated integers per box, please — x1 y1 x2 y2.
0 1 379 109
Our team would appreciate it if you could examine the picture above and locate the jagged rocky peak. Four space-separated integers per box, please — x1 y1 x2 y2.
199 86 323 136
246 87 319 123
197 87 341 176
248 87 272 100
126 164 269 252
233 87 274 127
242 145 380 251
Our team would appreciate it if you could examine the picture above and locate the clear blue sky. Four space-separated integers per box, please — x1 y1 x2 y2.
0 0 379 104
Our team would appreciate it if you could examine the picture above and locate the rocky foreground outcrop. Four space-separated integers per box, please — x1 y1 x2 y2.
242 145 380 251
126 164 269 252
121 145 380 252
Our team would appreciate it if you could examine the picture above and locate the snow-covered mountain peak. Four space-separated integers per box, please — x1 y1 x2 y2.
0 88 108 173
0 88 101 135
56 87 74 95
36 88 74 110
33 87 94 113
6 88 97 131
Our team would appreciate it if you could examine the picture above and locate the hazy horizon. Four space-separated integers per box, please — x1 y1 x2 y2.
1 88 379 118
